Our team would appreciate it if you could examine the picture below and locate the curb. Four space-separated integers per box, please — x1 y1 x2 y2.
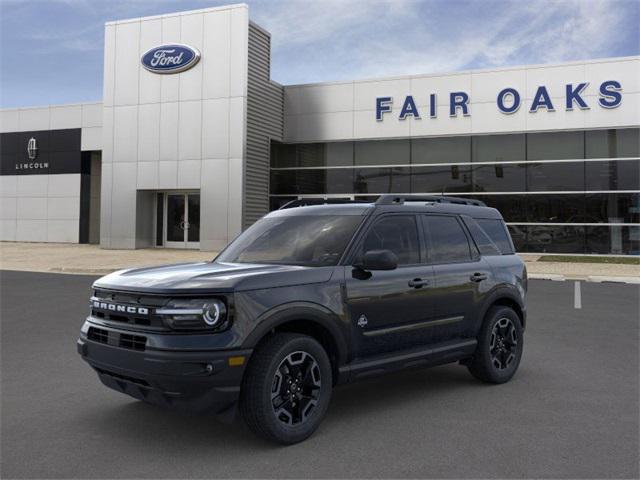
529 273 640 284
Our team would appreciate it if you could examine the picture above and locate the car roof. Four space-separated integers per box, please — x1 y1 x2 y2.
268 200 504 220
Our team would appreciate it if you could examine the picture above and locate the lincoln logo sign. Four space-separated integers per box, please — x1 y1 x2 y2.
141 44 200 74
376 80 622 120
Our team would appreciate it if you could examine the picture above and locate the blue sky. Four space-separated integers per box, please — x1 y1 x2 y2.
1 0 638 108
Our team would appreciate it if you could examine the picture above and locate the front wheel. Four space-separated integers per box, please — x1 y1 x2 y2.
240 333 332 444
467 306 523 384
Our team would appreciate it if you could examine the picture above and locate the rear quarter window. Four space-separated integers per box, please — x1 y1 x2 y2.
476 218 515 254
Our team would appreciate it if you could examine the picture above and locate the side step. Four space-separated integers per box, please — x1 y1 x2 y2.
338 338 477 383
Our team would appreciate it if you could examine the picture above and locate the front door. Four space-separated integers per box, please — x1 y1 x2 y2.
344 214 436 357
164 193 200 249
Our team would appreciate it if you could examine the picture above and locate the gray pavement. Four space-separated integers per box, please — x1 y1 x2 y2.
1 270 638 479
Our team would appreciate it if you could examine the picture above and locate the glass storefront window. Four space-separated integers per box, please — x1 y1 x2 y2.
412 136 471 164
585 159 639 191
472 195 528 222
585 192 640 224
527 131 584 160
517 225 586 254
472 134 525 163
586 226 640 255
271 142 297 168
472 163 526 192
411 165 473 193
526 194 585 222
354 167 410 194
527 162 585 191
355 139 409 166
585 128 640 158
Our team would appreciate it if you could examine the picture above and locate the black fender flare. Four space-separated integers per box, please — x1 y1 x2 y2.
241 302 350 366
475 286 526 333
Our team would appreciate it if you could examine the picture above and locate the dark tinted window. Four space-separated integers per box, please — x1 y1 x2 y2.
412 136 470 164
527 194 585 222
361 215 420 265
463 217 501 255
585 128 640 158
585 160 639 191
527 161 585 191
354 167 410 194
472 134 525 162
476 218 515 254
411 165 473 193
423 215 472 263
218 215 362 266
472 195 528 222
585 192 640 224
355 139 409 166
527 131 584 160
472 163 526 192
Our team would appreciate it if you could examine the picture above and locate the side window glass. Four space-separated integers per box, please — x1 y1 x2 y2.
476 218 515 254
423 215 472 263
360 216 420 265
462 217 501 256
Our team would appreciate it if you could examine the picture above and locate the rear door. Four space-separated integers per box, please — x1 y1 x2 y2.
344 214 436 357
421 214 493 340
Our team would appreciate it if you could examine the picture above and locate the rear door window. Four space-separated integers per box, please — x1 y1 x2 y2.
422 215 472 263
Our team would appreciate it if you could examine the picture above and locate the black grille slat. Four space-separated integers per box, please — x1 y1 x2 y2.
119 333 146 351
87 327 108 344
87 327 147 352
95 367 150 387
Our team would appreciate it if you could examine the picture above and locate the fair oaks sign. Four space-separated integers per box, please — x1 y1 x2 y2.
141 44 201 74
376 80 623 121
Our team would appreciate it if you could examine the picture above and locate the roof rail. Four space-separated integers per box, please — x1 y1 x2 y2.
279 198 370 210
375 194 487 207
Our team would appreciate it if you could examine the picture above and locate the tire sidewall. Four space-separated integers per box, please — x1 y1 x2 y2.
258 336 333 443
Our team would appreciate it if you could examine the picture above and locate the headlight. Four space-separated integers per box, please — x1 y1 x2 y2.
156 298 228 331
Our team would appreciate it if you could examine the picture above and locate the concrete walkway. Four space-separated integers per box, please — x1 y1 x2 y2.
0 242 214 274
1 242 638 283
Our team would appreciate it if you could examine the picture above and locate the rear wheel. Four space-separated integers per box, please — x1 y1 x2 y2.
468 306 523 384
240 333 332 444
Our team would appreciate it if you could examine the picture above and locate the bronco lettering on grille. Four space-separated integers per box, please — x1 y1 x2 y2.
91 300 149 315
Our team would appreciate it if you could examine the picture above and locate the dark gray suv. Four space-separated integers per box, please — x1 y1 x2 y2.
78 195 527 444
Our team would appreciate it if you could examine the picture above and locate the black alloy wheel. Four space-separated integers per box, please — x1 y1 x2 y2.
490 317 518 370
271 351 322 426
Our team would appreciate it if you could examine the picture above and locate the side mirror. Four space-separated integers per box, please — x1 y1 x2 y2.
355 249 398 271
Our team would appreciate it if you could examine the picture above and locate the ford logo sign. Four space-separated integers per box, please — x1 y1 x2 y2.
141 44 201 74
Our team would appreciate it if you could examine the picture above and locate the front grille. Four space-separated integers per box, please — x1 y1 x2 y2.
90 289 169 331
87 326 147 351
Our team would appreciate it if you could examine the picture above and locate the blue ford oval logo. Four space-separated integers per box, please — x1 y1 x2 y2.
141 44 201 74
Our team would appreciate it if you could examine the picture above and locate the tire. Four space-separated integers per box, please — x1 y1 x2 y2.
240 333 333 444
467 306 523 384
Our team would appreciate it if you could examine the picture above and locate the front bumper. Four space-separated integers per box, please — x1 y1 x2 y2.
77 322 251 417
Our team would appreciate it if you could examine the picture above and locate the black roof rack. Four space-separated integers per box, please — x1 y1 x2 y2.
279 198 370 210
375 194 487 207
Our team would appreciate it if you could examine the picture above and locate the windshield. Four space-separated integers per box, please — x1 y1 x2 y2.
217 215 363 266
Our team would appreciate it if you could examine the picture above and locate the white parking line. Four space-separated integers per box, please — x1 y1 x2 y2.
574 281 582 309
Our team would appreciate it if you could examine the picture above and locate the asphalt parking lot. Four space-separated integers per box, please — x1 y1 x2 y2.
1 270 638 479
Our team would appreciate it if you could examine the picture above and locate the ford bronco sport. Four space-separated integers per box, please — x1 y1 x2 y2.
78 195 527 444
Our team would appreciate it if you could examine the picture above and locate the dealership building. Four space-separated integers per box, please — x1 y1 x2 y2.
1 4 638 254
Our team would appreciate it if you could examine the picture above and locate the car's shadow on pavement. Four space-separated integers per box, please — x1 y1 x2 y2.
80 364 481 449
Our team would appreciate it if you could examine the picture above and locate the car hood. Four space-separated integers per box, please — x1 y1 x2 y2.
93 261 335 294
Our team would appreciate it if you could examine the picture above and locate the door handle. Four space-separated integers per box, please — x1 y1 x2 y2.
470 272 488 282
408 278 429 288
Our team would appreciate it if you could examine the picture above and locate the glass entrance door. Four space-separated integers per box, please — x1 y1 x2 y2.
164 193 200 249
